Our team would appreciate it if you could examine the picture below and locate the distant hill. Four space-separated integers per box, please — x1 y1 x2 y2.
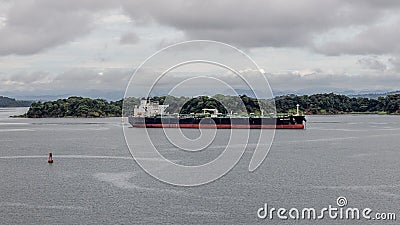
0 96 32 107
272 89 400 99
348 90 400 99
4 90 124 102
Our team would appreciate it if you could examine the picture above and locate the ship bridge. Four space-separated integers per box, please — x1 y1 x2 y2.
134 99 169 117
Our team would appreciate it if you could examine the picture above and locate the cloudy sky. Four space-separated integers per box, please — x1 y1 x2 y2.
1 0 400 100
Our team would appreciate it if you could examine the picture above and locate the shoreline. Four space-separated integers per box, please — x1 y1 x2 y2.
9 112 400 119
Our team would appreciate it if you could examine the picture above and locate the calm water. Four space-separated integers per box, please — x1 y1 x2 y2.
0 108 399 224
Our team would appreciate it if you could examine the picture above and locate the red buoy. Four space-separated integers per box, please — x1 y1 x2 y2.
48 152 53 163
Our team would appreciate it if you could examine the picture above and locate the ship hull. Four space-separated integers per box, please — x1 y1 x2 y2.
128 116 305 129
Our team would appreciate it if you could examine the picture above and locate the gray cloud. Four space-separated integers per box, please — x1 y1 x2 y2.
267 70 400 94
314 19 400 55
120 0 400 55
2 0 400 99
2 66 400 99
1 0 400 55
119 32 139 45
388 57 400 71
53 69 130 90
0 71 49 84
358 56 387 71
0 69 130 93
0 0 116 55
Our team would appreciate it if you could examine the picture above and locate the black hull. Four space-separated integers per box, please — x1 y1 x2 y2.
128 115 306 129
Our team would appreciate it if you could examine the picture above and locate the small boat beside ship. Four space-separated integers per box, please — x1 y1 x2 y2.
128 99 306 129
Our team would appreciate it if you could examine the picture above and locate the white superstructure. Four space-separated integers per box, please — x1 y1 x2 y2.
134 99 169 117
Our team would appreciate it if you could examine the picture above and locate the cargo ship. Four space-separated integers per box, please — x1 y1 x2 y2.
128 99 306 129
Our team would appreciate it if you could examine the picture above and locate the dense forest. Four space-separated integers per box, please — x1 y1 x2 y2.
0 96 31 107
125 93 400 115
22 93 400 118
275 93 400 114
25 96 122 118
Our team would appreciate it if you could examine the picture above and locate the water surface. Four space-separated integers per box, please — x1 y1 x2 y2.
1 108 399 224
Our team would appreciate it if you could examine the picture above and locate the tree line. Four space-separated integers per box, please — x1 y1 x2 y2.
126 93 400 115
23 93 400 118
0 96 31 107
275 93 400 114
26 96 122 118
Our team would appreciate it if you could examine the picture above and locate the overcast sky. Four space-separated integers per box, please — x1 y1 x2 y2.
1 0 400 100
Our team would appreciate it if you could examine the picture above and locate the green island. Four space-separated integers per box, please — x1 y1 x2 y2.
23 96 122 118
0 96 32 107
15 93 400 118
125 93 400 115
